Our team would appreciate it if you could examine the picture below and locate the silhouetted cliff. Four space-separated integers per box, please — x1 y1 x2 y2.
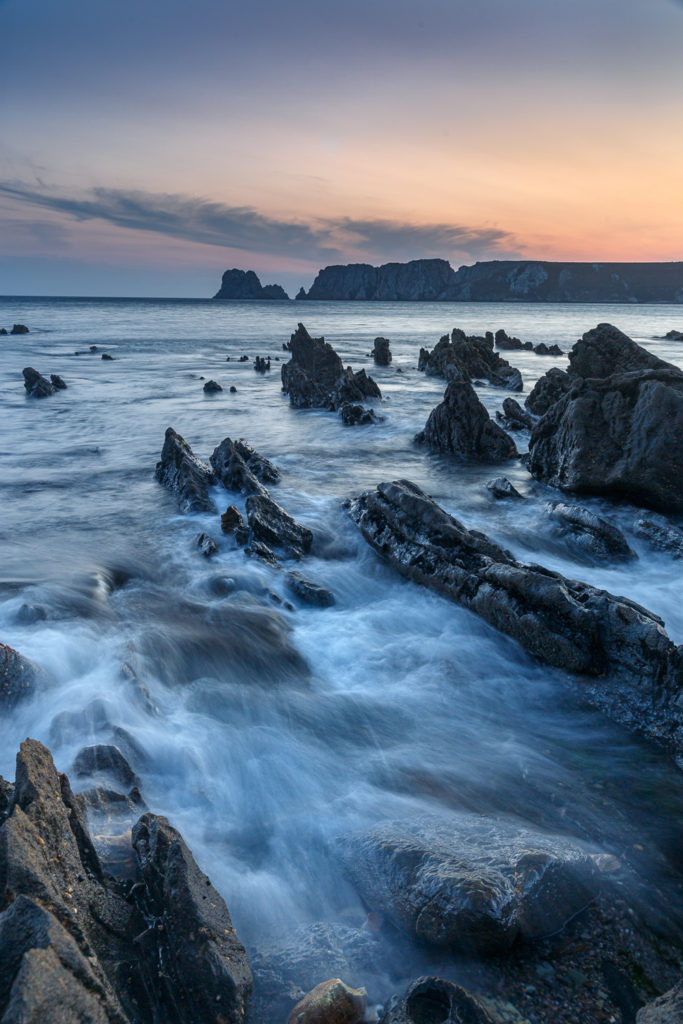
213 269 289 300
296 259 683 303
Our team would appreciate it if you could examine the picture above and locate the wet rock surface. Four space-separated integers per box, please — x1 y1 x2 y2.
281 325 382 420
633 516 683 558
568 323 677 380
22 367 56 397
246 494 313 560
203 379 223 392
380 976 498 1024
494 329 532 352
286 572 335 607
50 373 67 389
287 978 367 1024
210 437 274 497
415 382 518 462
0 739 252 1024
155 427 216 514
0 643 49 708
543 502 636 563
372 337 392 365
525 368 571 416
418 330 523 391
347 480 683 752
340 402 378 426
486 477 523 500
496 397 533 431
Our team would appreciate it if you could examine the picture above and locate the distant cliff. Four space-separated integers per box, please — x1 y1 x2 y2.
213 269 290 300
296 259 683 303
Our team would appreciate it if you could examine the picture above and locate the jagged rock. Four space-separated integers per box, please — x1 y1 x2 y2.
254 356 271 373
372 337 392 365
155 427 216 514
333 367 382 409
0 643 48 707
636 981 683 1023
287 979 367 1024
203 379 222 393
340 814 599 954
339 403 378 426
0 328 6 335
73 744 141 790
281 324 381 416
528 369 683 513
494 329 532 352
533 342 564 356
380 977 497 1024
221 505 249 543
246 494 312 559
210 437 272 497
11 324 29 335
633 516 683 558
544 502 636 562
415 382 518 462
22 367 56 397
568 323 676 379
347 480 683 751
525 367 571 416
196 532 218 558
664 330 683 341
102 353 114 360
49 374 67 389
496 396 533 431
418 329 523 391
239 355 249 362
486 477 523 500
246 540 279 566
213 268 289 300
286 572 335 607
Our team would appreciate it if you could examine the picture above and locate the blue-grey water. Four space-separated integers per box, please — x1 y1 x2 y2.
1 297 683 988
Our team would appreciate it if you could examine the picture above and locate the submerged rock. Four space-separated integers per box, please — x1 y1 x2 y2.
486 477 523 500
372 337 392 365
633 516 683 558
286 572 335 607
347 480 683 751
22 366 56 397
155 427 216 514
415 381 517 462
196 531 219 558
418 329 523 391
544 501 636 562
246 494 313 559
380 976 498 1024
0 643 48 707
340 814 599 954
73 743 141 789
50 373 67 389
287 978 367 1024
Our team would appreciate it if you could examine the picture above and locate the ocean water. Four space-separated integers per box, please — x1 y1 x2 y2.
1 296 682 989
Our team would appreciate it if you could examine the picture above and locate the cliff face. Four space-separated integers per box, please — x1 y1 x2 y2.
213 268 290 300
296 260 683 303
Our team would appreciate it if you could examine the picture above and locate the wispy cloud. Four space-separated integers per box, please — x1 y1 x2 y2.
0 182 519 267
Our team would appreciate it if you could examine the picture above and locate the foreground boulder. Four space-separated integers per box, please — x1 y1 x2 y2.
22 367 56 397
415 382 517 461
0 739 252 1023
418 329 523 391
155 427 216 514
287 978 367 1024
528 369 683 513
0 643 48 707
281 324 382 416
381 976 500 1024
347 480 683 751
340 814 599 954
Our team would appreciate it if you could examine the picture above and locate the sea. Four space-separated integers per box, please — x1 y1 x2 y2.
1 296 682 996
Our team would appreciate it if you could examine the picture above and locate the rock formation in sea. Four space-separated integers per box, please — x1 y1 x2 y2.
418 329 523 390
415 381 518 461
213 268 290 300
296 259 683 302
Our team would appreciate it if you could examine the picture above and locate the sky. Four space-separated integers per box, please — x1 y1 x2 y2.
1 0 683 296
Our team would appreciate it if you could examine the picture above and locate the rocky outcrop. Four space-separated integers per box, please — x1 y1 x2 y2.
568 323 676 379
213 268 289 300
664 329 683 341
287 979 367 1024
203 379 223 393
525 367 571 416
372 337 392 365
22 367 56 397
544 502 636 563
210 437 277 497
281 324 381 418
533 342 563 356
339 403 378 426
494 329 532 351
296 260 683 302
347 480 683 751
11 324 29 334
496 396 533 431
246 494 313 560
155 427 217 514
528 369 683 513
415 382 518 462
0 643 48 707
50 373 67 389
380 977 497 1024
333 367 382 409
340 814 599 954
0 739 252 1024
286 572 335 607
418 329 523 391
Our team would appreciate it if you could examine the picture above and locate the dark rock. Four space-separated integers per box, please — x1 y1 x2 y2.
246 494 312 559
101 353 114 360
372 337 392 365
210 437 271 497
22 367 56 397
525 367 571 416
418 329 523 391
494 328 532 351
333 367 382 409
528 369 683 513
221 505 249 544
287 978 367 1024
636 981 683 1023
90 345 98 352
339 403 378 426
633 516 683 558
196 532 218 558
544 502 636 562
155 427 216 514
203 379 223 393
415 381 518 461
254 356 271 373
534 342 564 356
239 355 249 362
0 643 48 707
486 477 523 500
297 259 458 301
230 385 237 393
11 324 29 335
281 324 381 414
286 572 335 607
246 540 280 566
340 814 599 954
568 323 676 379
496 396 533 431
347 480 683 751
0 328 7 335
49 374 67 389
664 330 683 341
73 744 141 790
213 268 289 300
380 976 497 1024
